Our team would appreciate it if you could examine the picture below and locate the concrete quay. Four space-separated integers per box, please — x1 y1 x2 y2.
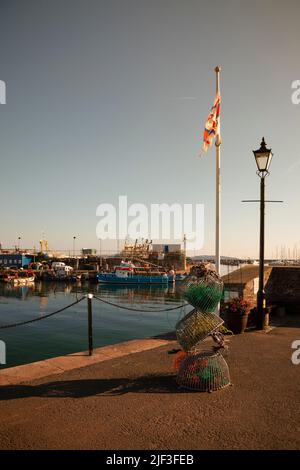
0 318 299 449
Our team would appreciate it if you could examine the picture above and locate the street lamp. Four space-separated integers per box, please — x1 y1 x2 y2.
18 236 21 252
252 137 273 329
253 137 273 174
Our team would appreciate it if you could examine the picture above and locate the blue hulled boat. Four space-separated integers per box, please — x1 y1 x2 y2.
97 261 175 285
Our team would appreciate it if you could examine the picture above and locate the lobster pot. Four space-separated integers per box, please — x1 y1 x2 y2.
179 266 223 312
176 308 224 352
176 351 230 392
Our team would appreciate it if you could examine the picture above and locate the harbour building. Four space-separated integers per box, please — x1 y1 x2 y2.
0 254 33 268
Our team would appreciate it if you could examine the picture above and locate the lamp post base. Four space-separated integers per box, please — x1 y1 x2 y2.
256 290 267 330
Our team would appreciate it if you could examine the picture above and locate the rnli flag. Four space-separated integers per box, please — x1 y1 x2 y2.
202 94 221 153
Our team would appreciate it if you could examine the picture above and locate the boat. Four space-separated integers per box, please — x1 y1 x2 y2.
0 269 35 285
11 270 35 285
0 270 18 283
97 261 175 285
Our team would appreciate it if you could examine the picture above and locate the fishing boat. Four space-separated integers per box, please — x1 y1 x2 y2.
97 261 175 285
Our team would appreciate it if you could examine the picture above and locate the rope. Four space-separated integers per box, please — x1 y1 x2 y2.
0 296 86 330
93 295 189 312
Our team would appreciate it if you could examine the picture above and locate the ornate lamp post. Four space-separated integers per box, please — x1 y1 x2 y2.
252 137 273 329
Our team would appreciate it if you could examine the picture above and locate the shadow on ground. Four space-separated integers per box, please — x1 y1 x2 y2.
0 374 184 400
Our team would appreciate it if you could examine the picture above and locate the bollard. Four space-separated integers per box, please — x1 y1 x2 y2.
87 294 93 356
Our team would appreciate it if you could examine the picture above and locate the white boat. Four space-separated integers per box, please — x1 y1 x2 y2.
12 271 35 285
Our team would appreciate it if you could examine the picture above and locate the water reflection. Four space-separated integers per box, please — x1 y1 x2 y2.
0 283 36 301
0 281 182 305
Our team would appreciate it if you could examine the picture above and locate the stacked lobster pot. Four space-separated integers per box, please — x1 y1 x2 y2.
175 264 231 392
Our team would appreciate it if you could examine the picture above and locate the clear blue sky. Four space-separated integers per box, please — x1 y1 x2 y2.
0 0 299 258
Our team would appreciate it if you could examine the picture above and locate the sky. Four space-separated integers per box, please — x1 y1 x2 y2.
0 0 300 258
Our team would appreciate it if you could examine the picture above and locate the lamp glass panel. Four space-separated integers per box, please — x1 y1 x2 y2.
255 154 269 171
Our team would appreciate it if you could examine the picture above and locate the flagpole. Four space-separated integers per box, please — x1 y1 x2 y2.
215 66 221 275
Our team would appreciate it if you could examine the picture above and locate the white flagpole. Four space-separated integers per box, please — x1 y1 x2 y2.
215 66 221 275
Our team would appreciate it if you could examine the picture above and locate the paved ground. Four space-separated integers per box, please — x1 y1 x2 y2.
0 320 300 450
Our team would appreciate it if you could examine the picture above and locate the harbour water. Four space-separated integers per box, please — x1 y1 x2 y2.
0 282 190 369
0 265 239 369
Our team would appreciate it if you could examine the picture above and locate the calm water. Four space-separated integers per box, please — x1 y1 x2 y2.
0 281 190 369
0 265 239 369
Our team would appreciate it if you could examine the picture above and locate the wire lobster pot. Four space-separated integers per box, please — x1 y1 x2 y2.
176 350 230 392
173 263 231 393
179 264 224 312
176 308 224 352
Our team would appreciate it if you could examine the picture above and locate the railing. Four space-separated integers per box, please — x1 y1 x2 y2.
0 295 187 357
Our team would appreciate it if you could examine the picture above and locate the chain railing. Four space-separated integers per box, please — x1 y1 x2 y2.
0 294 188 359
0 296 86 330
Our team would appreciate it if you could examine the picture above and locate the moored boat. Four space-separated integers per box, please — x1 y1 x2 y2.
97 261 175 285
11 270 35 285
0 270 18 283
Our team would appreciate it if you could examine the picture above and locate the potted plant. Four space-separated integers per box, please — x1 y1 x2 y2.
221 297 251 334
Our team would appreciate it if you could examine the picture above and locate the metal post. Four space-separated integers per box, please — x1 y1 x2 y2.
87 294 93 355
215 66 221 275
215 143 221 275
183 234 187 271
257 176 266 330
72 237 76 270
99 238 102 268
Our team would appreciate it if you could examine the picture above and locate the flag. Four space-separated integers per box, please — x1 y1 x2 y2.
201 93 221 153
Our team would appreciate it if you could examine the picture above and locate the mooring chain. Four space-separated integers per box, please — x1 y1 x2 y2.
93 295 189 313
0 296 86 330
0 293 189 330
